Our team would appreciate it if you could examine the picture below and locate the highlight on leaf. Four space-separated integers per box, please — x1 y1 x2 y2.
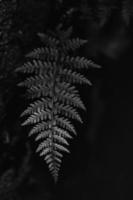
16 25 100 182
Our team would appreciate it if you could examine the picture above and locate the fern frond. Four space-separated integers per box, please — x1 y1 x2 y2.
56 117 76 135
26 47 59 62
65 56 101 69
54 126 73 139
55 103 83 123
59 68 92 85
16 26 99 182
21 98 50 117
16 61 36 74
18 75 45 88
35 130 51 141
16 60 53 75
54 150 63 158
39 148 51 157
54 134 69 146
55 82 79 95
27 84 51 99
54 143 70 153
36 139 51 152
63 38 87 51
29 121 50 136
56 91 86 110
22 109 51 126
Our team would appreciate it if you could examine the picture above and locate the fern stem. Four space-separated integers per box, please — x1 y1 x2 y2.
50 61 59 182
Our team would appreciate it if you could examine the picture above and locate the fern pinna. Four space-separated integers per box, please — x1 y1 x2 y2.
16 25 100 182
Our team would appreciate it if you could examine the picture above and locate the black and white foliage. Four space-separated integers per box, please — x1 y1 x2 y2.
16 25 100 182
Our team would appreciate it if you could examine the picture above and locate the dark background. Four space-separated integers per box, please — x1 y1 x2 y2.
0 0 133 199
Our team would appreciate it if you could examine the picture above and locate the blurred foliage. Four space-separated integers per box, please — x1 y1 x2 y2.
0 143 31 200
